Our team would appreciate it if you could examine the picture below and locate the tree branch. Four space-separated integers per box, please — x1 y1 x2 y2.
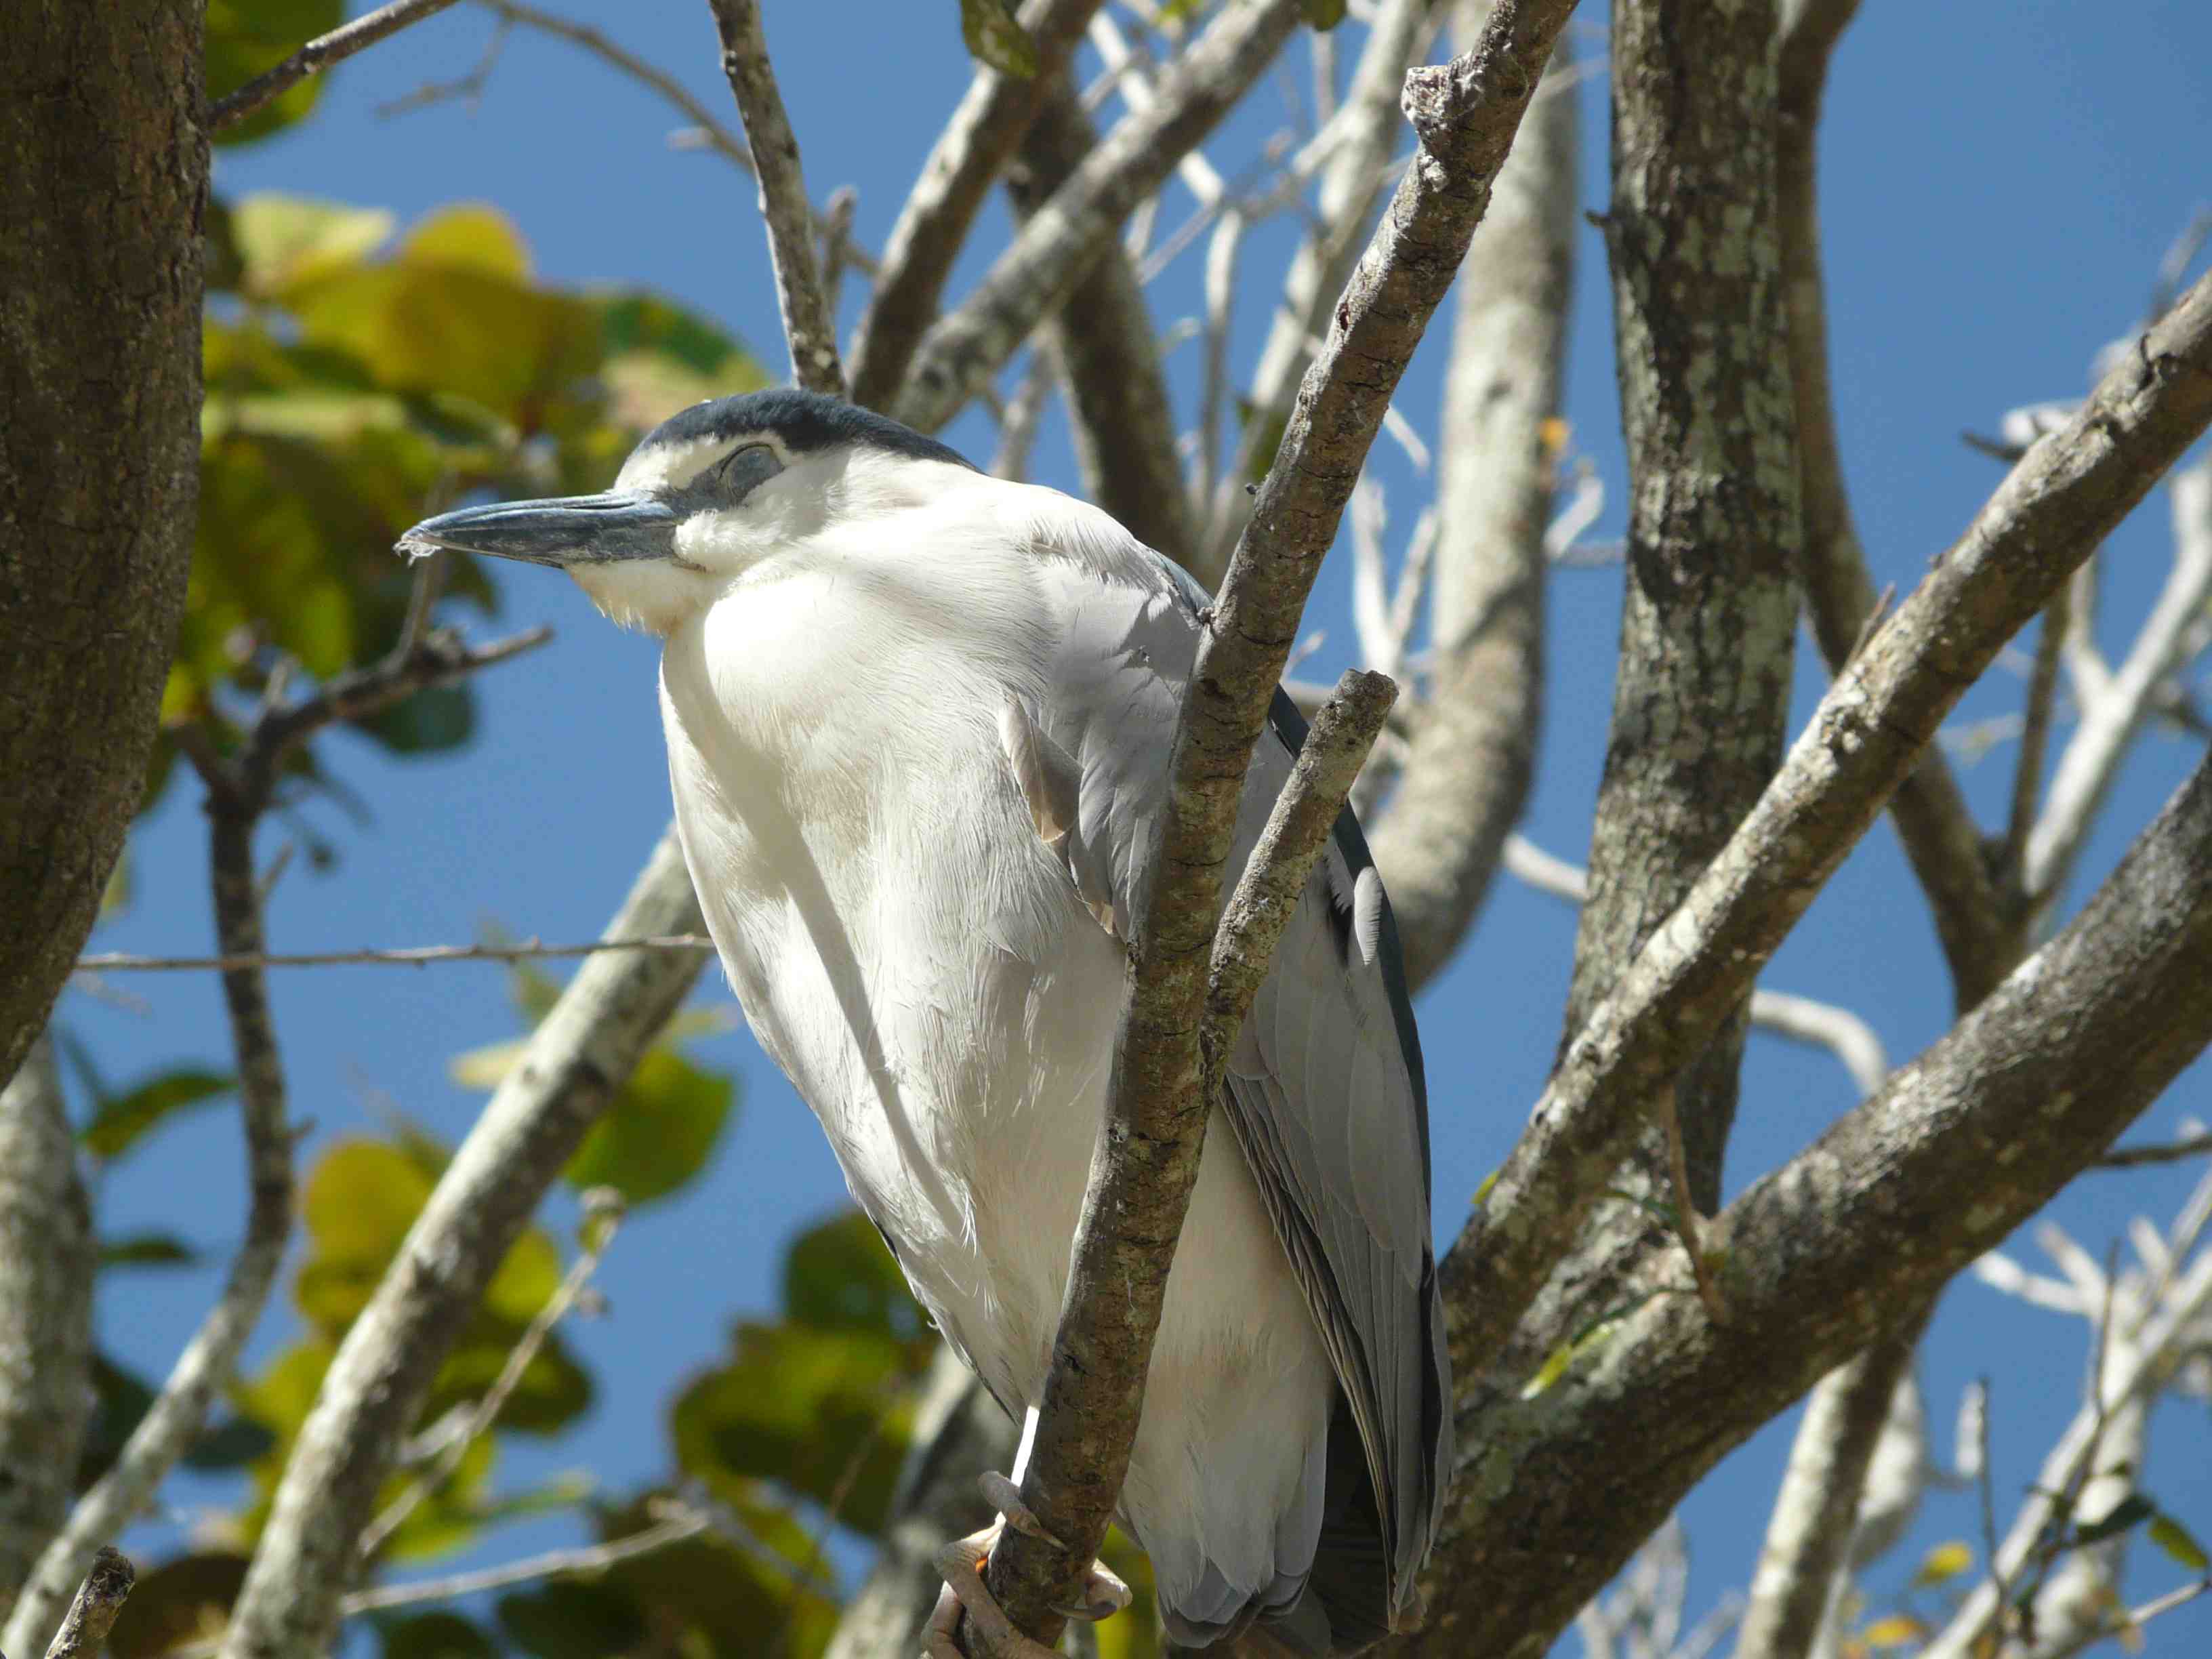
1775 0 2018 1004
75 935 713 973
1439 263 2212 1399
211 0 464 129
893 0 1306 435
975 672 1398 1650
1205 0 1444 573
846 0 1106 410
1366 0 1576 991
215 826 707 1659
0 1038 94 1611
7 615 539 1659
34 1547 132 1659
704 0 846 396
966 3 1586 1643
1004 74 1200 572
2024 456 2212 910
1410 736 2212 1658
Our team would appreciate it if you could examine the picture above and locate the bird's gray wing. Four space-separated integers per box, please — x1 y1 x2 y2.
1004 512 1450 1619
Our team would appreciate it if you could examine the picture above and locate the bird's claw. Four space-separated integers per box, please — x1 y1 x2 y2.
922 1513 1131 1659
977 1471 1063 1550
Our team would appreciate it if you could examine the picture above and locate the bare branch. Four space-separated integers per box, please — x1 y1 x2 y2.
1999 583 2071 888
35 1547 131 1659
0 1038 94 1609
1733 1324 1924 1659
1206 0 1445 569
2099 1130 2212 1168
893 0 1305 434
75 935 713 974
339 1510 705 1618
2025 457 2212 910
359 1188 626 1559
1366 0 1577 990
704 0 846 396
1439 264 2212 1397
216 827 708 1659
969 3 1585 1642
1775 0 2018 1006
7 617 535 1657
1410 739 2212 1658
211 0 463 129
1005 75 1200 570
846 0 1107 410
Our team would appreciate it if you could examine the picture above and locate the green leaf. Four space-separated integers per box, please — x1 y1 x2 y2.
377 1610 500 1659
207 0 346 146
960 0 1040 75
100 1233 201 1270
81 1068 233 1160
77 1355 158 1490
2072 1493 2156 1547
2149 1511 2211 1572
1299 0 1349 28
672 1322 919 1536
107 1552 251 1658
230 193 394 300
563 1046 737 1206
497 1579 647 1659
783 1209 930 1345
363 680 476 753
430 1325 594 1437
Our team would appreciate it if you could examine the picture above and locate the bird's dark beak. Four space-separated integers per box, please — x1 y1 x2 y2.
398 490 679 569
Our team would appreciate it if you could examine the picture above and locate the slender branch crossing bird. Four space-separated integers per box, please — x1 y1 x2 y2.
402 390 1450 1656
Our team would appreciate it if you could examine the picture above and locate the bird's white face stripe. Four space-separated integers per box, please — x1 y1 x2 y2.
614 429 794 495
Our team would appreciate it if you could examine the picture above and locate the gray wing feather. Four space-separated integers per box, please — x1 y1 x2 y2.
1008 512 1451 1620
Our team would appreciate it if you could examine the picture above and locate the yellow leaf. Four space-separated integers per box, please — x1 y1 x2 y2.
230 194 393 301
1909 1539 1974 1588
1861 1615 1927 1648
401 203 533 282
449 1037 529 1090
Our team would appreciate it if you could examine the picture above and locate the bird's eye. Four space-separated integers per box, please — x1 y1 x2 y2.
714 441 783 502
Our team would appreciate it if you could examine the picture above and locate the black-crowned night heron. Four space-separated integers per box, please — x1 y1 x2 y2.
402 390 1448 1656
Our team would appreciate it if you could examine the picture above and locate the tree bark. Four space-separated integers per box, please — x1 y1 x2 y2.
1367 3 1577 992
1502 0 1803 1380
0 0 205 1082
0 1039 94 1612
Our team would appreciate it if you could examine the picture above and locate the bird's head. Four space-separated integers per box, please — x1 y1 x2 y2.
397 389 979 634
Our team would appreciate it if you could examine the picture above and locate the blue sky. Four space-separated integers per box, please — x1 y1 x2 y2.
68 1 2212 1650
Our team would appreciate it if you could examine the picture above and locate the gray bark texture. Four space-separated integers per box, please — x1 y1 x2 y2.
0 0 205 1085
1399 732 2212 1658
1487 0 1806 1397
0 1040 94 1613
1367 4 1577 993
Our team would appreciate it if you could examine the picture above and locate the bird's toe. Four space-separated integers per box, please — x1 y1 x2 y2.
926 1528 1064 1659
975 1470 1066 1551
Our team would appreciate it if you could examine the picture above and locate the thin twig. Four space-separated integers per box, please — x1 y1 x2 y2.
76 935 713 974
2000 582 2072 889
1662 1099 1727 1324
2097 1130 2212 1168
480 1 749 166
38 1547 134 1659
359 1189 626 1558
705 0 846 396
211 0 464 128
343 1512 707 1616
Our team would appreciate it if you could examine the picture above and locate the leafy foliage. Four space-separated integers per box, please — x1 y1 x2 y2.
207 0 344 147
157 192 764 816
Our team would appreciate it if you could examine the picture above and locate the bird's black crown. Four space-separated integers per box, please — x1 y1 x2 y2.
642 388 979 473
